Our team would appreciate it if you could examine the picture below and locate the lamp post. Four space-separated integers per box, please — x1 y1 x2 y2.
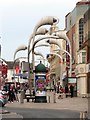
13 56 27 82
31 16 59 92
29 35 59 91
49 52 63 61
14 45 27 61
29 43 49 90
28 27 49 95
29 43 49 54
32 16 59 69
28 41 49 94
13 45 27 103
13 45 27 78
32 16 59 40
14 57 27 65
28 27 48 55
46 38 72 86
34 51 44 59
31 35 59 70
49 52 63 85
53 30 72 77
46 39 72 79
46 39 71 59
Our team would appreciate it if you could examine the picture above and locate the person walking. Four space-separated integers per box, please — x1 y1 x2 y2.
57 85 60 94
8 88 14 103
54 85 56 93
14 87 19 102
65 84 69 98
70 84 74 98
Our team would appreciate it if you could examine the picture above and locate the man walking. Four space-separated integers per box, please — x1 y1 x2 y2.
65 84 68 98
70 84 74 98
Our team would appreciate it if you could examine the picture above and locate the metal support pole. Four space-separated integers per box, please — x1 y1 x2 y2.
47 95 50 103
53 92 56 103
28 51 32 95
20 90 24 104
48 96 50 103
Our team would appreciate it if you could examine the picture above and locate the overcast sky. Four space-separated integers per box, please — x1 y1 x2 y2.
0 0 80 62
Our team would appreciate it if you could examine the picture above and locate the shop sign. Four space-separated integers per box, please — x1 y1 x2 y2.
68 77 76 83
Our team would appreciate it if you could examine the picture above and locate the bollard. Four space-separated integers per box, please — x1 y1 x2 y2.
53 92 56 103
20 90 24 103
80 111 87 119
48 95 50 103
80 112 83 119
47 95 50 103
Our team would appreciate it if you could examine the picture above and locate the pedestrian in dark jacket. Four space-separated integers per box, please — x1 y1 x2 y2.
8 88 14 102
65 84 68 98
70 84 74 98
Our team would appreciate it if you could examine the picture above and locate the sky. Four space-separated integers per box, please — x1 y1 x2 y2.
0 0 80 63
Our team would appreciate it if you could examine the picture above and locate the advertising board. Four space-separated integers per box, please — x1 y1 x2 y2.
35 74 46 96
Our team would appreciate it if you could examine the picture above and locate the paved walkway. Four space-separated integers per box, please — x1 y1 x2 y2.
1 91 90 119
5 91 88 112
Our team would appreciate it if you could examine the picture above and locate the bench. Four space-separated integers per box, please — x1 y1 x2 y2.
25 94 35 102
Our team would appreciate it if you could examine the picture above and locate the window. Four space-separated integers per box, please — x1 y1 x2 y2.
78 51 86 64
79 18 84 49
82 52 86 63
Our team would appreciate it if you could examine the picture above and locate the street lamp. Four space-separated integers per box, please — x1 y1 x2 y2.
34 51 44 59
30 35 59 89
14 45 27 61
13 45 28 103
49 52 63 61
13 45 27 72
28 27 49 55
31 35 59 69
31 16 59 69
46 39 72 78
49 52 63 85
31 16 59 89
32 16 59 39
13 45 27 84
14 57 27 64
35 43 49 48
29 43 49 55
29 43 50 90
31 35 59 51
28 27 49 95
53 30 72 77
13 57 27 84
46 39 72 59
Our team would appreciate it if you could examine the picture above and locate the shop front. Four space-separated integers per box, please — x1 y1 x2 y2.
68 77 77 97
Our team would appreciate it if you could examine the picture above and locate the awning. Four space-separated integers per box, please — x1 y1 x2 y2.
19 79 28 83
13 73 28 77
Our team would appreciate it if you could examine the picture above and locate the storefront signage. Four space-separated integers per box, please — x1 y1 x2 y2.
68 77 76 83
